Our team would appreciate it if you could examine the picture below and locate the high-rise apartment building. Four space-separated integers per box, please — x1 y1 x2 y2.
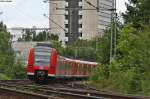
50 0 113 45
98 0 113 36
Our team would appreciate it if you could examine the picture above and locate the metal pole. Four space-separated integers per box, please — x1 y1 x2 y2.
110 12 113 63
49 0 51 36
110 0 115 63
69 9 72 39
114 0 117 57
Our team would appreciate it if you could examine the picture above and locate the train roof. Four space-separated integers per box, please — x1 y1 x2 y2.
59 56 98 65
35 42 52 47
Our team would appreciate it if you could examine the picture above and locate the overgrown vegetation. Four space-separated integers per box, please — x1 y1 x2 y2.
18 30 59 42
0 0 149 95
0 22 26 79
29 0 150 95
90 24 150 95
55 40 97 61
90 0 150 96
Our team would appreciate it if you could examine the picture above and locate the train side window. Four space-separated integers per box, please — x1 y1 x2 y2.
68 62 71 75
82 64 86 75
66 62 69 75
84 64 87 75
61 61 64 71
64 62 67 74
90 65 92 73
88 65 90 74
78 63 80 75
66 62 71 75
57 60 61 74
79 64 83 75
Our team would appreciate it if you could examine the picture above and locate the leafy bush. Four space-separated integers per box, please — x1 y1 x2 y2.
90 24 150 95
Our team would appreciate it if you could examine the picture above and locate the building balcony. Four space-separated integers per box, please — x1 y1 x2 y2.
78 2 82 6
64 20 68 24
65 2 68 7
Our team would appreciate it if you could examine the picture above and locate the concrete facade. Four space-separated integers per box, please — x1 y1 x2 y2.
50 0 113 45
98 0 113 37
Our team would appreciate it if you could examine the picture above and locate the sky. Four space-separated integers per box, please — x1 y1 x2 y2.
0 0 128 28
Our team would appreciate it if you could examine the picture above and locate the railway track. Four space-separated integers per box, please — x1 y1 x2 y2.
0 79 149 99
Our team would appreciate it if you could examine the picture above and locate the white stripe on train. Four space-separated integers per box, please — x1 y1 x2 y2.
27 72 88 77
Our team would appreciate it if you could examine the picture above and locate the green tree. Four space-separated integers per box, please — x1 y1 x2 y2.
91 24 150 95
0 22 15 79
33 31 48 41
0 22 26 79
49 34 59 41
23 29 32 41
123 0 150 27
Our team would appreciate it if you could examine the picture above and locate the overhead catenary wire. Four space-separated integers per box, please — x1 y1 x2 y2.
1 2 49 28
84 0 98 10
43 14 67 33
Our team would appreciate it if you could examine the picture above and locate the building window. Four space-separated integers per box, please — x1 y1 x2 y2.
65 41 68 44
79 15 82 19
79 24 82 28
65 15 69 20
65 33 69 37
79 6 82 9
65 24 69 28
79 32 82 37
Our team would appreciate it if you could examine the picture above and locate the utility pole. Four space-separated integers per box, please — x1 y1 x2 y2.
114 0 117 57
110 0 117 63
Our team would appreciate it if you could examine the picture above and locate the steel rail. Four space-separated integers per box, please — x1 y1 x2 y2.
0 80 149 99
0 87 61 99
0 83 104 99
13 83 148 99
26 85 149 99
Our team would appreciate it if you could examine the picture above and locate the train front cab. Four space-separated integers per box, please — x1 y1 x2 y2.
26 47 57 81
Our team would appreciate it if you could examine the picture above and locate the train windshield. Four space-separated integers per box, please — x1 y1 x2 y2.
34 46 52 66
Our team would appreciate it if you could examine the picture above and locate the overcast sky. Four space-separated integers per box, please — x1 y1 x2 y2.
0 0 128 28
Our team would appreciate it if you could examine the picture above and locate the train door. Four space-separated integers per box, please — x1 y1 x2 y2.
72 62 76 76
56 59 65 77
66 61 72 77
83 64 87 75
77 63 80 76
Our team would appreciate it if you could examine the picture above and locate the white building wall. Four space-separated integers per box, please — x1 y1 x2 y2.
81 0 98 40
98 0 113 36
50 0 113 44
50 1 67 45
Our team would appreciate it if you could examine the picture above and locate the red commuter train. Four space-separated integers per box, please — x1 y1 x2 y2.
26 43 97 82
